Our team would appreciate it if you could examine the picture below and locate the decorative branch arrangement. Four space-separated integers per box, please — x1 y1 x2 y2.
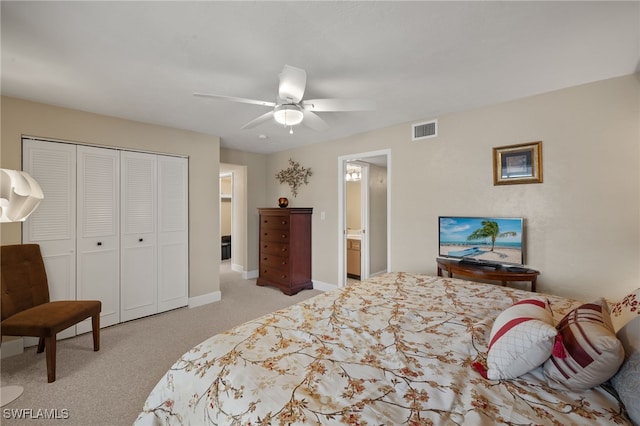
275 158 312 197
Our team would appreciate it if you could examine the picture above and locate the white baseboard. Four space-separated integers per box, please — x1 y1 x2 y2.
188 273 334 309
0 337 24 359
188 291 222 308
231 263 243 273
312 280 337 292
243 269 258 280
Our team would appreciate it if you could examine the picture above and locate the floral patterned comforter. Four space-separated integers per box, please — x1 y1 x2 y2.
135 273 629 425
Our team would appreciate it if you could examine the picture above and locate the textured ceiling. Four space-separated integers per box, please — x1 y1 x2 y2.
2 1 638 154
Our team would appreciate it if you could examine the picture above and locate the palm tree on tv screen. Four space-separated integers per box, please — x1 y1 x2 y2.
466 220 516 252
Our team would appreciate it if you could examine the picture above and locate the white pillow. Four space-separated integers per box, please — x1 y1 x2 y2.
543 298 624 391
486 297 557 380
610 288 639 332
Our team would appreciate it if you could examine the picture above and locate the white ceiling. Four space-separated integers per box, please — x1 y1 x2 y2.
2 1 638 154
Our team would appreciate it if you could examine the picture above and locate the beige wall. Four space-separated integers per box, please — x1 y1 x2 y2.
0 96 220 299
220 199 232 236
265 74 640 301
4 74 638 303
220 176 232 236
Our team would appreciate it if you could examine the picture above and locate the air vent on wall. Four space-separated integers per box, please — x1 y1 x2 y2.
412 119 438 141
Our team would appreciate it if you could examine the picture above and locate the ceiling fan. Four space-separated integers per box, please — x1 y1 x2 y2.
194 65 376 133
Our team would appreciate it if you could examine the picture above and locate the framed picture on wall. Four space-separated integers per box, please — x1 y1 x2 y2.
493 141 543 185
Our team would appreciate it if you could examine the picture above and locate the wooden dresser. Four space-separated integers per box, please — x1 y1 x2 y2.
257 208 313 295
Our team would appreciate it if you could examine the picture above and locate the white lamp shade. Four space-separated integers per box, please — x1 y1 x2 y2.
273 104 304 126
0 169 44 223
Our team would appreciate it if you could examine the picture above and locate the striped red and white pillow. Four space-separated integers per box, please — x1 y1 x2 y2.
543 298 624 390
486 297 557 380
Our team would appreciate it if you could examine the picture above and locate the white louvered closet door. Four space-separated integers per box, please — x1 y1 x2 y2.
76 145 120 333
120 151 158 322
157 156 188 312
22 139 77 340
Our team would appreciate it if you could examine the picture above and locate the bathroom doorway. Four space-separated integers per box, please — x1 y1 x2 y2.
338 149 390 287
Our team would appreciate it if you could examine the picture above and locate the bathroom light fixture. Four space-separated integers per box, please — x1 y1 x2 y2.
273 104 304 127
345 164 362 182
346 171 361 182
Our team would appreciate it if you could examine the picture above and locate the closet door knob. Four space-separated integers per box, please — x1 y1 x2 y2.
139 238 144 242
97 242 102 246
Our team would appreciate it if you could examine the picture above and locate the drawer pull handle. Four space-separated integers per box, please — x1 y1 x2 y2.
97 242 102 246
139 238 144 242
281 234 286 238
281 221 287 225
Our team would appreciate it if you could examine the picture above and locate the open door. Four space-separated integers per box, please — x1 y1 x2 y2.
345 162 368 281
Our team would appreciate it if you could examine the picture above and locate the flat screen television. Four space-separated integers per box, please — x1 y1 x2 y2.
438 216 525 267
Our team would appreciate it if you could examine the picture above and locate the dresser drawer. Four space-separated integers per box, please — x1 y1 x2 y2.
261 241 289 256
260 267 290 285
262 229 289 243
261 253 289 270
261 215 290 230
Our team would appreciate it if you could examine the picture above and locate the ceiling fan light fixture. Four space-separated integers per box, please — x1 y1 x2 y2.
273 104 304 127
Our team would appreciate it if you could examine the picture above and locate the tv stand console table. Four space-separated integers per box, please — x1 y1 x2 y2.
436 258 539 292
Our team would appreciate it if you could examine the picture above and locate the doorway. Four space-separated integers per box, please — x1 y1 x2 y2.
338 149 391 287
220 173 233 263
219 163 248 276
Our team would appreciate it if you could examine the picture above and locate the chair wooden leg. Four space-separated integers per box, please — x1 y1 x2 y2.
37 337 45 353
45 336 56 383
92 313 100 351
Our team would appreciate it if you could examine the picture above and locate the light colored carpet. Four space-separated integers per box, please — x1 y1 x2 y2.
0 261 322 425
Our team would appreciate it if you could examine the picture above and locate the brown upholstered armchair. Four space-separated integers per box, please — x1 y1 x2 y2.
1 244 101 383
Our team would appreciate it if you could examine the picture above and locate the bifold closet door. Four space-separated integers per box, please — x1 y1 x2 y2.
157 155 189 312
23 139 188 331
120 151 158 322
76 145 120 333
22 139 78 340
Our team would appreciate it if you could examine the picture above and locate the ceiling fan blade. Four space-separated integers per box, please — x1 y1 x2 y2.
241 111 275 129
302 98 376 112
278 65 307 103
193 93 276 108
302 110 329 132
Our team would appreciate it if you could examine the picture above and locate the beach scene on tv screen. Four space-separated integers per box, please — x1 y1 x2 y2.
440 217 523 264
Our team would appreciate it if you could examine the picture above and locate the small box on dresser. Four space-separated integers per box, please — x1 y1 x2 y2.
257 207 313 295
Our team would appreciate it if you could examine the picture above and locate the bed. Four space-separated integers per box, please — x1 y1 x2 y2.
135 272 633 425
